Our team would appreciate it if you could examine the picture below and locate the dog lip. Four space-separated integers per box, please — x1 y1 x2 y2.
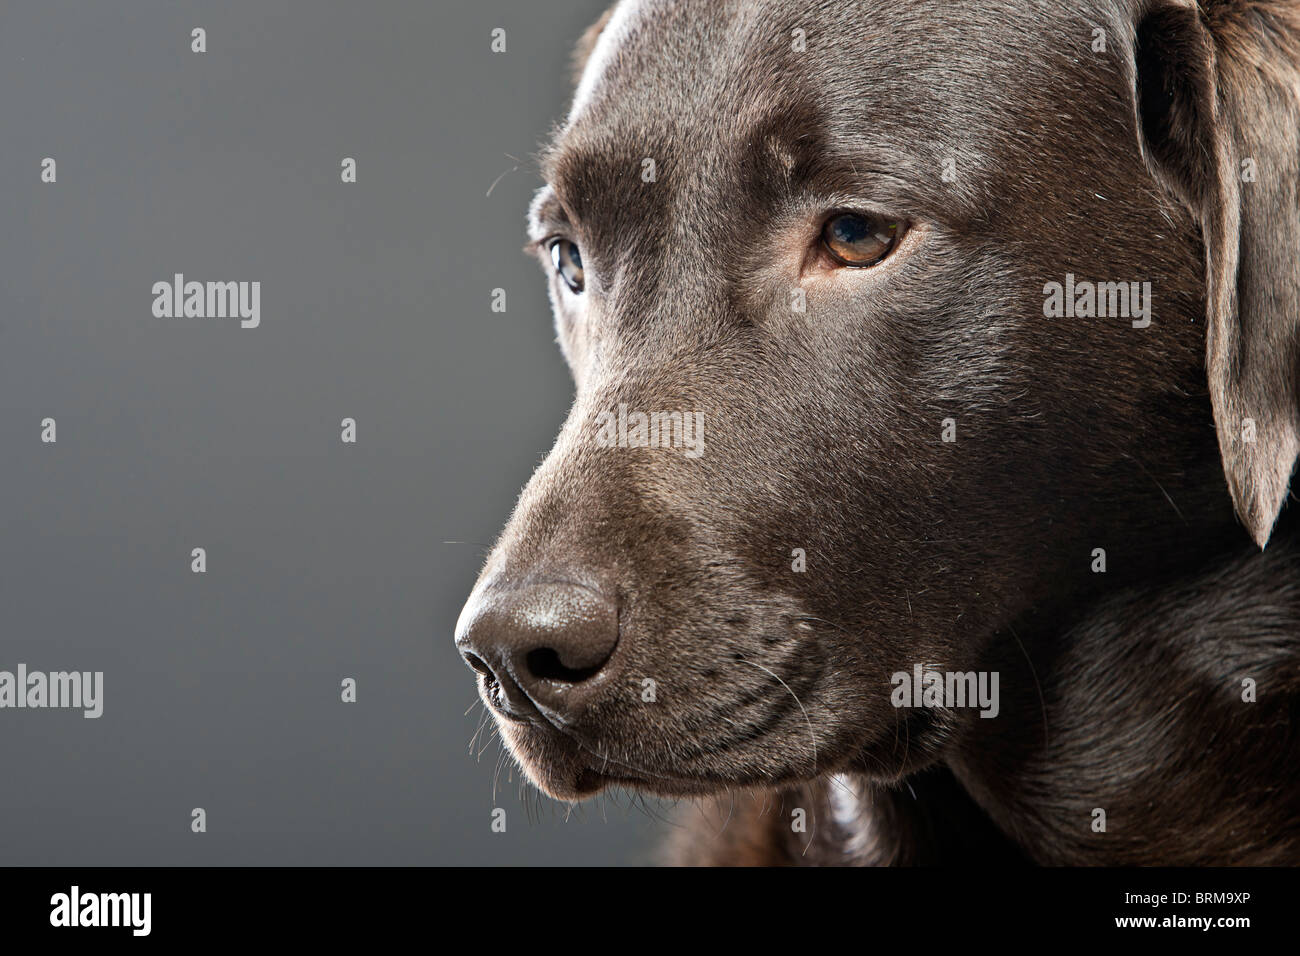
478 671 604 739
539 765 643 801
502 715 664 796
476 672 538 724
568 765 661 797
524 734 652 800
571 768 606 795
568 764 744 799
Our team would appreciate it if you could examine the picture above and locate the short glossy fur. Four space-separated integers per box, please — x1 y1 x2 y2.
458 0 1300 865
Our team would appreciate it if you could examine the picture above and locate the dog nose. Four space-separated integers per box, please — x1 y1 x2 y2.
455 582 619 719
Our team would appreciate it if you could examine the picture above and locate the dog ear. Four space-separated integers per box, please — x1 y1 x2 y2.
571 6 617 85
1132 0 1300 547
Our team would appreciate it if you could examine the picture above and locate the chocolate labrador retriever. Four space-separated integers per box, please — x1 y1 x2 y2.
456 0 1300 865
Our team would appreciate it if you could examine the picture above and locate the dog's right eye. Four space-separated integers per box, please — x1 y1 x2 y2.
548 238 585 294
820 212 904 267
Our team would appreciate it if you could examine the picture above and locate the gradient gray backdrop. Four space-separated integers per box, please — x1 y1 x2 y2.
0 0 668 865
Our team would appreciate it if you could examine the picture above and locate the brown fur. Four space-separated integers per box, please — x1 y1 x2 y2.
456 0 1300 865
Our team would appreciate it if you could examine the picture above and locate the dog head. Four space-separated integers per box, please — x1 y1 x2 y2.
456 0 1299 800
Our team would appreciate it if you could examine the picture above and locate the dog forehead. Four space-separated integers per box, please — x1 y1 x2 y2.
549 0 1116 216
563 0 925 150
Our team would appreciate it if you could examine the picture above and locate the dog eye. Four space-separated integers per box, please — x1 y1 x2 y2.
548 238 585 293
821 212 903 267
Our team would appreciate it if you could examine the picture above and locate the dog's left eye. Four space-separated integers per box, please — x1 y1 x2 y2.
821 212 903 267
548 238 585 293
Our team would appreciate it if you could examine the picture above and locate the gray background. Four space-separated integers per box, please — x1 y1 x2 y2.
0 0 669 865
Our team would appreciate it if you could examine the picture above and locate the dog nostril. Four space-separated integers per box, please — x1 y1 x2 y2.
457 578 620 717
458 649 519 714
462 651 493 678
525 646 606 684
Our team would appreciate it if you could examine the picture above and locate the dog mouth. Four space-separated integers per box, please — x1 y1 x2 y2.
570 767 653 796
506 721 678 799
481 682 865 801
477 675 734 799
555 757 741 800
463 600 895 799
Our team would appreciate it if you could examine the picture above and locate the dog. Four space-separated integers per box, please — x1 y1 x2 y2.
455 0 1300 865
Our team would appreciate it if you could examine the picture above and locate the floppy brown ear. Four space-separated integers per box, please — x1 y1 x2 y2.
1133 0 1300 547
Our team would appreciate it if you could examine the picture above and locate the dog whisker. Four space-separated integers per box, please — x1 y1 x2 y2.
734 656 819 777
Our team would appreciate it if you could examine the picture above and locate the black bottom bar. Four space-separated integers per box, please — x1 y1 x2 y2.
2 865 1294 942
